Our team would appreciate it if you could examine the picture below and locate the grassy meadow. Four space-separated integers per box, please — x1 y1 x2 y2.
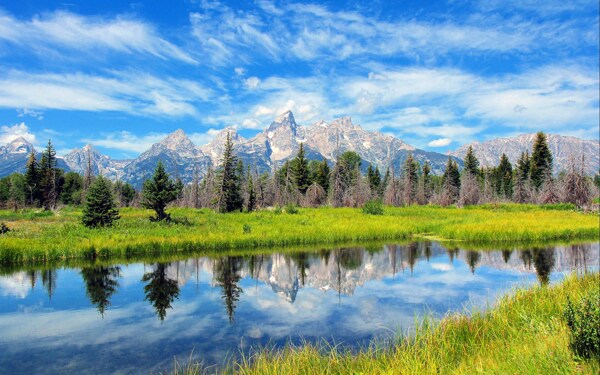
0 204 598 264
177 272 600 375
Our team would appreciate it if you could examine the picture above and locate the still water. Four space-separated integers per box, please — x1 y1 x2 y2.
0 242 597 374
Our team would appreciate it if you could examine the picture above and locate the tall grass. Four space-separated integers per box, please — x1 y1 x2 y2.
180 272 599 374
0 204 597 264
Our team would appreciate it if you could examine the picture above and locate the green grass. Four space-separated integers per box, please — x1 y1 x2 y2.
0 204 597 264
181 272 599 375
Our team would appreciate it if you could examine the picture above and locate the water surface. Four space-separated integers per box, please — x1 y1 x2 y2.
0 241 597 374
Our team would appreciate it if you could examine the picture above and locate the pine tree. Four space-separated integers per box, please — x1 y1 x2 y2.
82 176 120 228
516 151 530 180
246 167 256 212
217 133 243 213
530 131 553 189
291 143 310 194
497 153 513 199
441 158 460 205
39 140 59 210
463 146 480 176
314 159 330 193
402 154 418 205
367 164 381 195
141 161 178 221
24 151 40 206
422 161 432 202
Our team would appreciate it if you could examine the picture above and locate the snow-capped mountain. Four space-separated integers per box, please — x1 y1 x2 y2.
449 133 600 175
0 137 71 177
63 144 130 181
3 111 598 185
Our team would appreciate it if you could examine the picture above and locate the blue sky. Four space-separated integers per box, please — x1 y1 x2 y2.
0 0 598 158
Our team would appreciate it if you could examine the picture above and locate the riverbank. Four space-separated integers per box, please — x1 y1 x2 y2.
182 272 600 374
0 204 597 264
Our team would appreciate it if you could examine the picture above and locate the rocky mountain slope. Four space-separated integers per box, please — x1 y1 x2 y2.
449 133 599 175
0 137 70 176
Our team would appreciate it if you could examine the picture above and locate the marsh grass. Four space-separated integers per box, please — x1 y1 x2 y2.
0 204 597 264
176 272 599 374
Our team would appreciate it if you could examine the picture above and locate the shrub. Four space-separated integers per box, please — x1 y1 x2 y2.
563 288 600 359
363 199 384 215
273 206 282 215
0 222 9 234
243 224 252 234
284 204 299 214
82 176 120 228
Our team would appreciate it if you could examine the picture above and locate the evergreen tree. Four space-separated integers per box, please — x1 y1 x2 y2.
516 151 530 180
246 167 256 212
463 146 480 176
402 154 419 205
530 131 553 189
422 161 432 202
217 133 243 213
291 143 310 194
141 161 178 221
314 159 330 193
61 171 83 205
82 176 120 228
24 151 40 206
367 164 381 195
441 158 461 205
497 153 513 199
117 182 136 207
39 140 59 210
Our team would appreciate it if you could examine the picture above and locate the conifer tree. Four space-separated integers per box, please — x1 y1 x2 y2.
441 158 460 205
291 143 310 194
39 140 59 210
421 161 432 202
82 176 120 228
141 161 178 221
314 159 330 193
402 155 419 205
24 151 40 206
497 153 513 198
516 151 531 180
246 167 256 212
217 133 243 213
367 164 381 195
530 131 553 189
463 146 480 176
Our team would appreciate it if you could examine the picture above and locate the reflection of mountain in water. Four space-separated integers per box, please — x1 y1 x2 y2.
1 243 597 305
159 242 598 303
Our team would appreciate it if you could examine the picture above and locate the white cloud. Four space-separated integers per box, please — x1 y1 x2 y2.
0 122 36 145
0 10 196 64
244 76 261 89
428 138 453 147
0 70 212 117
234 67 246 76
81 131 167 153
17 108 44 120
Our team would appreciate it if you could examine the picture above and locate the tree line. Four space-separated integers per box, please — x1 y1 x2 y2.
1 132 598 228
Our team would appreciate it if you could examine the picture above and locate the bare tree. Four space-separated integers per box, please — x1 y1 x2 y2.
459 173 480 206
561 154 592 208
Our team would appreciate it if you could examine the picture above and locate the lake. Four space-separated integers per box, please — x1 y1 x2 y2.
0 241 597 374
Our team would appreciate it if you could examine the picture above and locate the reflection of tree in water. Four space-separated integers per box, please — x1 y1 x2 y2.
520 250 533 269
570 243 591 272
502 249 513 264
41 269 57 300
421 242 432 262
81 266 121 316
338 248 364 271
319 249 332 266
407 243 418 273
290 252 310 286
447 247 458 263
214 257 243 324
142 263 180 321
466 251 481 274
533 248 555 286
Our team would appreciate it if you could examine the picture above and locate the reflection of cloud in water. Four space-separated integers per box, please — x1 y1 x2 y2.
0 272 31 298
0 242 597 373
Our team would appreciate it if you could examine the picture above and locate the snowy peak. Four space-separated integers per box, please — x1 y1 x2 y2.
449 133 600 175
200 127 246 165
158 129 202 158
4 137 35 154
267 110 298 136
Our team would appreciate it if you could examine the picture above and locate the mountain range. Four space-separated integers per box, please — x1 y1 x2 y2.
1 111 598 186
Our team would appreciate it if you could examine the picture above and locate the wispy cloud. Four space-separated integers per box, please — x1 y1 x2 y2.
0 70 213 117
0 9 197 64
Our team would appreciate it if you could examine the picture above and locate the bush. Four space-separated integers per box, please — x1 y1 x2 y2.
362 199 384 215
284 204 299 214
0 222 9 234
563 288 600 359
243 224 252 234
